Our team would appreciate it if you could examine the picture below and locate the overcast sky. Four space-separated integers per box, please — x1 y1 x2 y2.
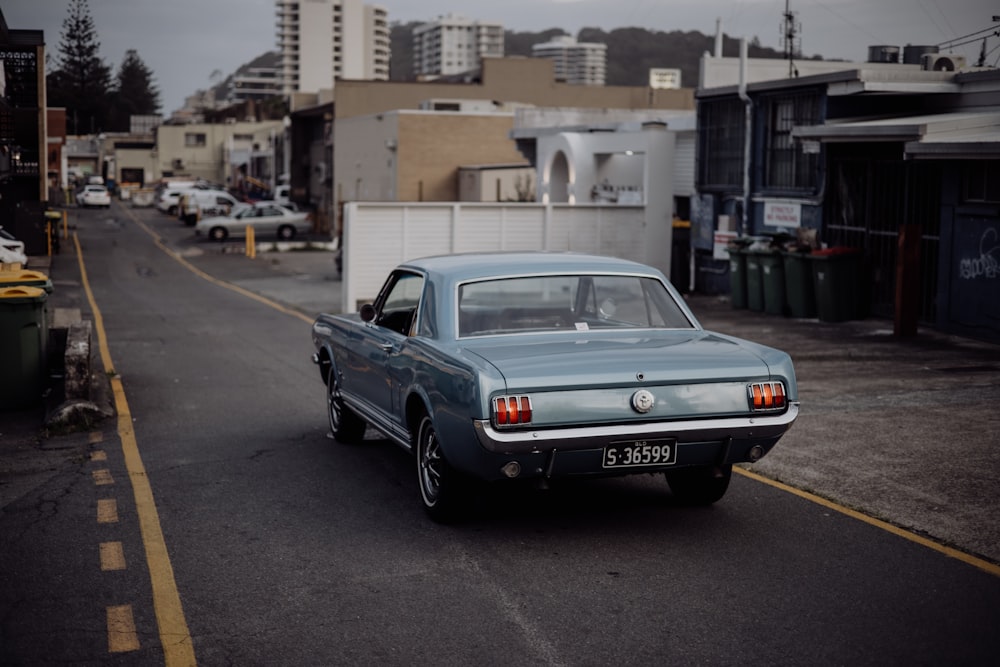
3 0 995 114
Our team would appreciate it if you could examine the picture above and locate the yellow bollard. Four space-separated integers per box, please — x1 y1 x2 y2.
246 225 256 259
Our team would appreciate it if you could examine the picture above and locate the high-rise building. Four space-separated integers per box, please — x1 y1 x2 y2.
413 14 504 79
276 0 390 95
532 35 607 86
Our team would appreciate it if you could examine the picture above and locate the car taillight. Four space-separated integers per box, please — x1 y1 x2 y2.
748 382 786 412
493 395 532 427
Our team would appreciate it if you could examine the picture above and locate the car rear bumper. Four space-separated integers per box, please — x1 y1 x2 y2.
473 403 799 456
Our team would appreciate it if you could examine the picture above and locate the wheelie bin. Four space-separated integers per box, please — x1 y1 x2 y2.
782 250 816 318
745 250 765 312
811 247 863 322
0 285 49 410
727 245 748 309
758 249 786 316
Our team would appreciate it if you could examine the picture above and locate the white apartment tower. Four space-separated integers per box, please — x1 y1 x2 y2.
532 35 607 86
276 0 390 95
413 14 504 79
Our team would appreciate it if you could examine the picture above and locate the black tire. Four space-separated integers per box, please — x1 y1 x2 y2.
665 464 732 506
209 226 228 242
277 225 296 241
167 205 178 216
415 414 469 523
327 367 365 443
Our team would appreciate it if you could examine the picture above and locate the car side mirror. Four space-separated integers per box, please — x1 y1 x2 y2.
360 304 376 322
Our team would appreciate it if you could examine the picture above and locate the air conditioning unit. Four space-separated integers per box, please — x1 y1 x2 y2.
922 53 966 71
172 158 184 170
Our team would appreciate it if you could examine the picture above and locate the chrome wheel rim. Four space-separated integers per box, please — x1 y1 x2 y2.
418 422 442 504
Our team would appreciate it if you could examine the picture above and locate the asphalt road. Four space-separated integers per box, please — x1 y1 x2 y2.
1 203 999 665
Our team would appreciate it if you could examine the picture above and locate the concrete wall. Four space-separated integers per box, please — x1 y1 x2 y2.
155 121 283 184
341 202 651 309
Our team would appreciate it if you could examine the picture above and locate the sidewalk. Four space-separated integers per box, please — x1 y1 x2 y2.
4 242 999 566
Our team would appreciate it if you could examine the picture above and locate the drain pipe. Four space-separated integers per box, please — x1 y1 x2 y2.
738 38 752 237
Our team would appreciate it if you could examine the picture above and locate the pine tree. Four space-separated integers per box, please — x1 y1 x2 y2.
48 0 113 134
109 49 161 131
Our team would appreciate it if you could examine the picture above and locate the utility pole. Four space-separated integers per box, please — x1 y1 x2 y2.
780 0 801 77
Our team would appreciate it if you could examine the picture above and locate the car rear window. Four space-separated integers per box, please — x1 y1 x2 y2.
458 274 693 337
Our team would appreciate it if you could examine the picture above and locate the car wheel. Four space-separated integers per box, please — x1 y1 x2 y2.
168 205 178 216
665 464 732 506
416 414 469 523
327 367 366 443
277 225 295 240
209 227 228 242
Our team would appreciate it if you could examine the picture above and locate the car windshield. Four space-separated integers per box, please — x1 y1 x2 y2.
457 274 694 337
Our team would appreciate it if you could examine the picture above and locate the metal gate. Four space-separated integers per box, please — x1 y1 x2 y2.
824 156 941 322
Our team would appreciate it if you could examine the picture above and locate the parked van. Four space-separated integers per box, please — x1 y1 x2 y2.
178 190 244 226
156 185 199 215
274 184 291 205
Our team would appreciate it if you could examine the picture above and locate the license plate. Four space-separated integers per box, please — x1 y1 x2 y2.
603 439 676 468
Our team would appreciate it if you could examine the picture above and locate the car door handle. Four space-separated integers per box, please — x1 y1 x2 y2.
379 342 394 352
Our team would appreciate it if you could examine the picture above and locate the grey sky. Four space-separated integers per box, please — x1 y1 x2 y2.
3 0 995 114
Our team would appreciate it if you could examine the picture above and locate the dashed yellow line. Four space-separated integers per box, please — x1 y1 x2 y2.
75 233 197 666
107 605 140 653
100 542 127 571
90 450 108 462
97 499 119 524
92 469 114 486
735 467 1000 578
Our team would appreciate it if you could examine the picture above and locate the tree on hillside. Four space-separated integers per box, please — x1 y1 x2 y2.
108 49 160 131
47 0 113 134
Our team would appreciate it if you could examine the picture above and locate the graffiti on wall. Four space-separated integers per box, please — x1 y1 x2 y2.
959 227 999 280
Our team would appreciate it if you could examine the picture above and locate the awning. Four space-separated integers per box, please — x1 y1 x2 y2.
792 110 1000 158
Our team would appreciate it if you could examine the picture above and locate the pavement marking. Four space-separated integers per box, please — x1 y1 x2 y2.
90 450 108 461
106 605 141 653
75 233 198 666
89 431 104 444
97 499 119 524
100 542 127 571
121 206 313 325
735 467 1000 578
92 469 114 486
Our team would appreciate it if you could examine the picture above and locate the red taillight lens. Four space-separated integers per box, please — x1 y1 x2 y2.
748 382 786 412
493 395 532 427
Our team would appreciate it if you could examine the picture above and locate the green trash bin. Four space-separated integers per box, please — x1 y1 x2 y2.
759 250 786 316
0 269 54 294
727 246 748 309
745 250 765 312
0 285 49 410
811 247 863 322
782 250 816 318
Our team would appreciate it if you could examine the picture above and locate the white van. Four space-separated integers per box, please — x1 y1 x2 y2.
178 190 244 225
156 185 199 215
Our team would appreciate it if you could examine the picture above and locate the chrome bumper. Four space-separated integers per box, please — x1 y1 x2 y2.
473 402 799 454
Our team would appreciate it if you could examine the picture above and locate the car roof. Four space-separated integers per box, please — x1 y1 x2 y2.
398 252 663 282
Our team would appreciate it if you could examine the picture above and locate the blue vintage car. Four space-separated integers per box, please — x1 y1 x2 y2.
312 252 798 521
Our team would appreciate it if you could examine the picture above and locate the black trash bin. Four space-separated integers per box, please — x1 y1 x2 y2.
782 250 816 318
759 250 786 316
0 285 49 410
727 245 748 309
811 247 863 322
745 250 765 312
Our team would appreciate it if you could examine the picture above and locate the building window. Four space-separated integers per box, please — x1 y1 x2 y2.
763 91 822 191
962 160 1000 203
184 133 207 147
697 97 745 190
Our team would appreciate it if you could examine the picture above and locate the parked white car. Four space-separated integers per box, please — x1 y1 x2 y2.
76 184 111 208
0 227 28 266
177 190 244 226
195 203 311 242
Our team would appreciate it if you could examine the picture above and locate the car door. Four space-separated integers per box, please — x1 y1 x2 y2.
255 205 285 235
345 271 424 435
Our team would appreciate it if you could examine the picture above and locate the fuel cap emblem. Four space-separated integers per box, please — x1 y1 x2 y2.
631 389 655 413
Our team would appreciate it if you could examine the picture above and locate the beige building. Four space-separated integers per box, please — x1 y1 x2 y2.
154 121 285 185
334 110 527 204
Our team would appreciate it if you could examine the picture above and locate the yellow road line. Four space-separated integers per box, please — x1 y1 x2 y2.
119 205 313 325
107 605 140 653
97 499 119 524
100 542 127 571
75 233 197 666
735 467 1000 578
92 469 114 486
